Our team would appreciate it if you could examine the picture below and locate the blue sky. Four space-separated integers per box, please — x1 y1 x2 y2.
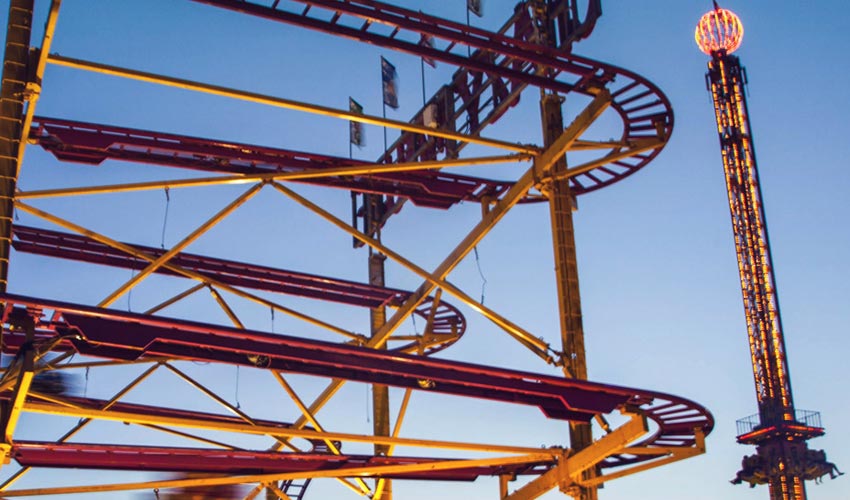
2 1 849 499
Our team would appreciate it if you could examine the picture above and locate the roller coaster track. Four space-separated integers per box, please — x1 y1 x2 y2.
10 225 465 355
0 293 712 479
0 1 710 497
192 0 673 196
29 116 520 210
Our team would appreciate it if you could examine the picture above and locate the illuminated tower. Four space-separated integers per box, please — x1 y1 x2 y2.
696 3 840 499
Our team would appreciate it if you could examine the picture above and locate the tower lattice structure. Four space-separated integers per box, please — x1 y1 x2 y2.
698 5 840 499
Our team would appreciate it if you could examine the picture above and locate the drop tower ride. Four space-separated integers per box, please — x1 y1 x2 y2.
695 3 840 499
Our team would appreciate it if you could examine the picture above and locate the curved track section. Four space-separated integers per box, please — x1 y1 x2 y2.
1 293 713 473
193 0 674 195
11 226 466 355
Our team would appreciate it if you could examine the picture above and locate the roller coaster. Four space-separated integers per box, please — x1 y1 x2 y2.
0 1 712 498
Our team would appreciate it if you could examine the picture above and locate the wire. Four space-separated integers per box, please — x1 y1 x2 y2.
473 246 487 304
235 365 241 409
160 187 171 249
127 267 134 312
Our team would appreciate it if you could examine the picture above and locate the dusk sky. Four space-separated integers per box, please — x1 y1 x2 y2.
1 1 848 499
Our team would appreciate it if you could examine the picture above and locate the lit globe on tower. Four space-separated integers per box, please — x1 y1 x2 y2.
695 5 743 55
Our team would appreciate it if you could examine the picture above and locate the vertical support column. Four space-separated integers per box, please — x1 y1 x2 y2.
365 193 392 500
540 93 596 500
0 0 35 293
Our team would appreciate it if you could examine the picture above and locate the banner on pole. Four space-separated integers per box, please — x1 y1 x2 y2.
349 97 364 147
468 0 483 17
381 56 399 109
419 34 437 68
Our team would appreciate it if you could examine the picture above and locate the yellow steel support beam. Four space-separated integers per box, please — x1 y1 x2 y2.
0 453 553 497
248 91 614 483
46 55 539 155
579 428 706 487
98 182 264 307
271 372 372 496
272 372 341 455
16 153 532 200
22 400 559 456
550 138 664 182
374 387 413 499
0 362 162 490
368 88 611 354
208 285 246 328
271 182 553 363
143 282 206 314
503 412 647 500
163 363 296 450
14 201 360 340
0 312 37 463
160 363 379 495
15 0 61 170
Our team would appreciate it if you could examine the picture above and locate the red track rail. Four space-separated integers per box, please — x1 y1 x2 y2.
191 0 674 194
0 293 713 471
10 441 551 480
30 116 518 210
11 226 466 354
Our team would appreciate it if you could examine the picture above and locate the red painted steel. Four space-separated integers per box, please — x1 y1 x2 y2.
11 226 465 354
30 116 518 209
192 0 673 195
10 441 551 480
1 293 713 472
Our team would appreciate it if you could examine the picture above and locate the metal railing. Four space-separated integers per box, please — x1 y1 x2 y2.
736 409 822 436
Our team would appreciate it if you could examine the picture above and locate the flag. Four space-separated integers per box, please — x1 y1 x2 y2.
419 34 436 68
349 97 364 147
467 0 483 17
381 56 399 109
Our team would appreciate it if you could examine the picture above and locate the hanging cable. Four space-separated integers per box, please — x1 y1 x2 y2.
270 306 275 333
366 386 371 424
234 365 241 409
160 187 171 249
473 246 488 304
127 267 134 312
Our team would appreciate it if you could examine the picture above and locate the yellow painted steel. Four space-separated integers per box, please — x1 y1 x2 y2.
245 93 616 481
14 201 360 340
272 373 343 455
0 362 162 490
578 428 706 487
271 372 373 495
143 283 207 314
374 387 414 500
22 401 560 456
2 370 33 445
503 412 648 499
14 0 61 173
208 285 246 329
97 182 264 307
271 182 553 361
46 54 539 155
550 139 665 182
0 453 554 497
161 364 367 494
16 153 532 200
